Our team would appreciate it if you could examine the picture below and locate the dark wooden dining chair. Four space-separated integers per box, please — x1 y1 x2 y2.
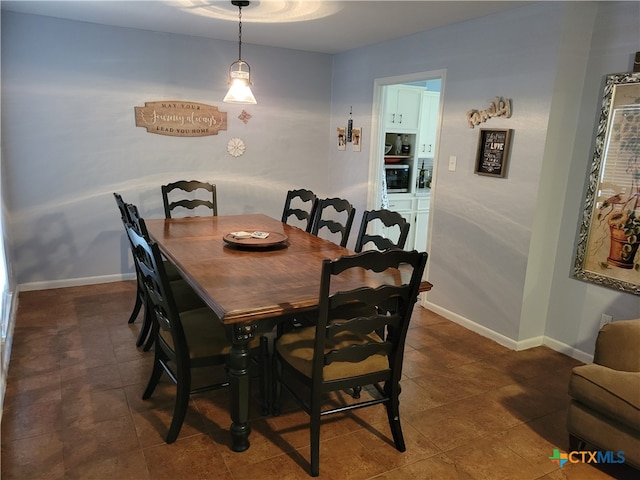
281 188 318 232
310 197 356 247
350 208 412 399
114 193 186 350
114 193 145 327
161 180 217 218
272 249 428 477
354 209 410 253
125 204 269 443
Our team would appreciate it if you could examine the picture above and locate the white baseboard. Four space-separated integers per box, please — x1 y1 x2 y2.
543 336 593 364
1 288 19 416
19 273 136 292
423 301 522 350
421 300 593 363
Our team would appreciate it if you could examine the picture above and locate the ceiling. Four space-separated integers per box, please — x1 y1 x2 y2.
1 1 533 54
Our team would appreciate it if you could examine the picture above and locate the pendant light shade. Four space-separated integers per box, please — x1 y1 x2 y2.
224 0 256 104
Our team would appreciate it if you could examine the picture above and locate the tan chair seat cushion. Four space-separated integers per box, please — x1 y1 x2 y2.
160 307 260 360
569 363 640 430
276 325 389 381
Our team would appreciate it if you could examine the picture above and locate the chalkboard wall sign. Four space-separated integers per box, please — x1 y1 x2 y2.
474 128 513 178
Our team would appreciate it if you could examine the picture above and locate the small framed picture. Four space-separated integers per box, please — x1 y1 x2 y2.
474 128 513 177
337 127 346 151
352 127 362 152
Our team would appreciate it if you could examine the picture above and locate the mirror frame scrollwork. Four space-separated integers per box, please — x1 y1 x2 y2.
574 71 640 294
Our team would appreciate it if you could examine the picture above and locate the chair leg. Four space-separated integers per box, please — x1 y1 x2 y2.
166 365 191 444
136 305 152 347
384 381 406 452
128 286 143 324
271 347 281 416
310 399 321 477
259 336 270 416
142 315 156 352
142 349 165 400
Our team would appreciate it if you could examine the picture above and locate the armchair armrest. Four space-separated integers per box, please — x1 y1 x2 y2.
593 319 640 372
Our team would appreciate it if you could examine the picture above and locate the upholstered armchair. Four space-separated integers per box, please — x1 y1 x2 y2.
567 319 640 469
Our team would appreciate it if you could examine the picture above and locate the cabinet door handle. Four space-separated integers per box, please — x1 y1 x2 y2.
398 114 403 124
391 113 396 124
428 144 432 153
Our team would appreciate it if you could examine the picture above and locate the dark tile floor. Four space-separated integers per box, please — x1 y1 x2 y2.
1 281 637 479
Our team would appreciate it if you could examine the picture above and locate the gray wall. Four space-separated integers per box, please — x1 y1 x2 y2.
329 1 640 359
2 2 640 360
1 12 333 286
543 1 640 355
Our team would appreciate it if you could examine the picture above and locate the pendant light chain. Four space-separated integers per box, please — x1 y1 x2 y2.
237 5 243 61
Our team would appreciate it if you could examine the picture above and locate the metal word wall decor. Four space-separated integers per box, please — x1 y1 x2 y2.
466 96 512 128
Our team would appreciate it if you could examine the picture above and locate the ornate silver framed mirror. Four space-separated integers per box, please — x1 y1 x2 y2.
574 71 640 293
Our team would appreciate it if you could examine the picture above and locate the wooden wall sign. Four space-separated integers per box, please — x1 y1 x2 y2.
134 101 227 137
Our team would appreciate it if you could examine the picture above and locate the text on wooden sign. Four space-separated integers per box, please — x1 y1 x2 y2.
134 101 227 137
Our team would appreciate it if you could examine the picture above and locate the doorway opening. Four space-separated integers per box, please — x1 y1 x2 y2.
367 69 445 263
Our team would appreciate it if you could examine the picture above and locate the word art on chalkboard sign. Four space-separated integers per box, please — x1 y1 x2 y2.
474 128 513 178
134 101 227 137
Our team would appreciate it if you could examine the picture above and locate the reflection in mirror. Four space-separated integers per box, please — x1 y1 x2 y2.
574 71 640 294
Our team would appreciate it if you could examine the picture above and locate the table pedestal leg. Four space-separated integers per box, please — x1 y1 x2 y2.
227 324 255 452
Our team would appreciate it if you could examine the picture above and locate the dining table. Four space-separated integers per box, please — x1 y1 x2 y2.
144 213 432 452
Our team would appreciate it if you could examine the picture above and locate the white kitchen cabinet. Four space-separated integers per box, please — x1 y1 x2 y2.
416 91 440 157
386 197 414 212
385 195 413 249
385 85 422 132
413 196 430 253
385 194 430 252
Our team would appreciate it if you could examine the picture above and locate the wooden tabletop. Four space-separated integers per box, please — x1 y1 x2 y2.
145 214 431 325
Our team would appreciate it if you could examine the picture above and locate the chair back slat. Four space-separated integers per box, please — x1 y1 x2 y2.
162 180 217 218
325 342 392 366
331 285 407 310
311 197 356 247
326 313 395 338
281 188 318 232
114 193 144 277
114 192 139 257
114 192 128 223
355 209 410 253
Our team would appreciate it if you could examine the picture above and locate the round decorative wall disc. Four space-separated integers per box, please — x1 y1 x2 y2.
227 137 246 157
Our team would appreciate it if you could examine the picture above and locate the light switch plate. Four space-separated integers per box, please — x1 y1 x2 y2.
448 155 457 171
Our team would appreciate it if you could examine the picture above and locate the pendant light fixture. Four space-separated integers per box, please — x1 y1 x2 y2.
223 0 257 104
